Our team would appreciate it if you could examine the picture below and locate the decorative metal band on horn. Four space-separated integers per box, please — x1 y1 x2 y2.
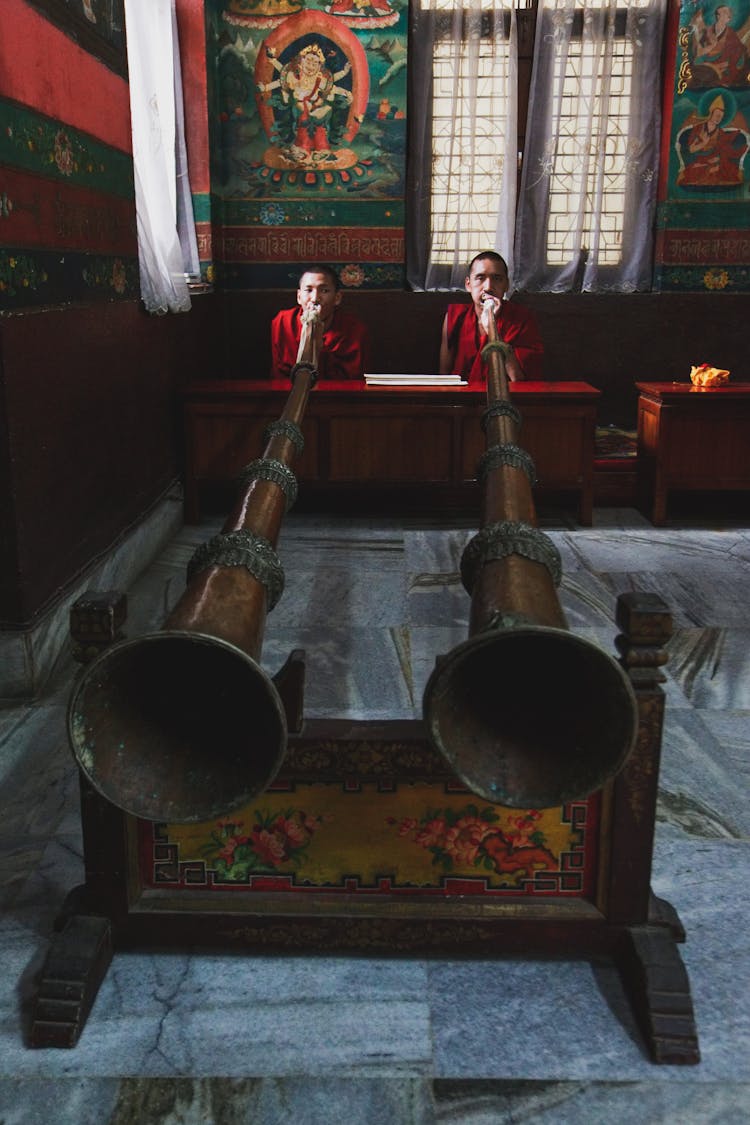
237 458 298 512
477 443 537 486
290 361 318 386
263 419 305 456
481 400 522 432
460 520 563 595
187 530 285 609
481 339 512 361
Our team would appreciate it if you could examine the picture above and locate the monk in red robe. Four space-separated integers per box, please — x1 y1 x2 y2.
439 251 544 383
270 265 370 380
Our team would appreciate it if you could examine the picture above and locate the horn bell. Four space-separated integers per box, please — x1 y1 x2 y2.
68 631 288 824
423 625 638 808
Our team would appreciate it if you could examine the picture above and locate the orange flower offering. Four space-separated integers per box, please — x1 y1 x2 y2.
690 363 730 386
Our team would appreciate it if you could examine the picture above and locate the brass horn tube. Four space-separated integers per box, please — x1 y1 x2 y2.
67 310 320 824
423 299 638 808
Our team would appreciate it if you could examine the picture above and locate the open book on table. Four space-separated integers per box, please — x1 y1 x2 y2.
364 373 468 386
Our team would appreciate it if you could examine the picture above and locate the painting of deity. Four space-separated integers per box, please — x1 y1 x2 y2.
209 0 407 286
213 1 407 198
255 13 369 170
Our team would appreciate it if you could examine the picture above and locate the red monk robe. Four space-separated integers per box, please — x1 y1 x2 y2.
270 306 370 380
444 301 544 384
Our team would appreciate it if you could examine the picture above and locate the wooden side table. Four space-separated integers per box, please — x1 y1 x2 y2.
635 382 750 525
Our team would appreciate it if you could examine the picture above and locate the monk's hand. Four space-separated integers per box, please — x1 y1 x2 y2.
479 293 499 337
303 301 324 344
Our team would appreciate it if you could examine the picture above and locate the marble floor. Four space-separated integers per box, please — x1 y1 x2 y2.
1 505 749 1124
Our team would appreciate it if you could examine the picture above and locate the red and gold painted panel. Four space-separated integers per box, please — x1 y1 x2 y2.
140 736 601 899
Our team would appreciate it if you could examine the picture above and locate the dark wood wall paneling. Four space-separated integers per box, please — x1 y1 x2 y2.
0 295 219 627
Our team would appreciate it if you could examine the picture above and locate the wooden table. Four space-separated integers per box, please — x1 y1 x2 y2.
181 380 601 524
635 382 750 525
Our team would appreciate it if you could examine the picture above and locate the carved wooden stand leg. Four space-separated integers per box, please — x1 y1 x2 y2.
612 592 700 1064
618 923 700 1064
29 914 113 1048
28 590 125 1049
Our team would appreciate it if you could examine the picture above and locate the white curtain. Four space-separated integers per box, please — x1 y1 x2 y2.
407 0 518 290
125 0 194 313
514 0 667 292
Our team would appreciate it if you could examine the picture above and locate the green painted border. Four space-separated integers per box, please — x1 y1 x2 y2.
191 192 212 223
654 262 750 292
0 98 134 199
220 198 404 227
657 201 750 231
217 260 406 290
0 245 139 309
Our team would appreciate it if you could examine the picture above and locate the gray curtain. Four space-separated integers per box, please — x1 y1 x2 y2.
407 0 518 291
513 0 667 293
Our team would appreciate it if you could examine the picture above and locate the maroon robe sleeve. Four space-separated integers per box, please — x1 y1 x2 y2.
317 308 370 380
497 302 544 380
270 307 300 379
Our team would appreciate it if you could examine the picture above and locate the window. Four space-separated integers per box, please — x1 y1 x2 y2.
430 2 516 266
408 0 517 289
408 0 666 292
545 14 634 267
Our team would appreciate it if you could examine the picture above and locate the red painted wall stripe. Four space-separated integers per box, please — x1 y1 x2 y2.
1 166 136 254
176 0 210 194
0 0 132 154
658 229 750 264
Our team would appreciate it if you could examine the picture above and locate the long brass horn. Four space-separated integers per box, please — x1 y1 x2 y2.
423 297 638 808
68 307 322 824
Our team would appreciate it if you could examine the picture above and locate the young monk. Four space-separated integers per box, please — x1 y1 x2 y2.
270 265 370 380
439 251 544 383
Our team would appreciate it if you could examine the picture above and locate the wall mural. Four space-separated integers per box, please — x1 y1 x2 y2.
0 101 138 308
0 1 136 310
656 0 750 291
208 0 407 289
25 0 127 75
